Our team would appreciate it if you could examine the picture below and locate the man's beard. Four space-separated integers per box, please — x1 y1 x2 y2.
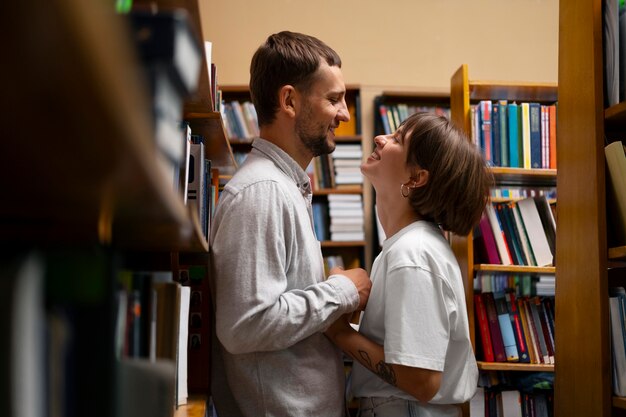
295 107 336 157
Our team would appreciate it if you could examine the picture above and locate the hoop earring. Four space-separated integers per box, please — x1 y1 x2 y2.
400 183 411 198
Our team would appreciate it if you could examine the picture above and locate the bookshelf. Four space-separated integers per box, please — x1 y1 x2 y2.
449 64 558 415
220 85 374 270
373 90 450 136
557 1 626 416
2 0 234 416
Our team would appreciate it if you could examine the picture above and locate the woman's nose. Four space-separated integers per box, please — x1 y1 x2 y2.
374 135 387 148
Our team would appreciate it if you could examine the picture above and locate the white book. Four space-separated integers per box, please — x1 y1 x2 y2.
517 197 553 267
176 286 190 406
327 194 362 202
501 390 523 417
331 232 365 241
605 141 626 245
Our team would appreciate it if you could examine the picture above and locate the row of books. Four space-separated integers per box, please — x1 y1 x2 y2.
307 143 364 189
220 93 361 142
471 387 553 417
312 194 365 242
128 9 205 201
116 270 190 407
490 186 557 201
220 100 260 141
475 292 555 365
182 131 220 241
471 100 557 170
474 271 555 298
376 102 451 135
609 286 626 396
475 196 556 267
115 264 214 407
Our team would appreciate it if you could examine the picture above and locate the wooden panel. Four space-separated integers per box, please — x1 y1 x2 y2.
555 1 611 417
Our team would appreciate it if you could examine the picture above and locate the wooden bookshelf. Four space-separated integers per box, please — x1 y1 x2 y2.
449 64 558 416
556 1 625 416
2 0 234 415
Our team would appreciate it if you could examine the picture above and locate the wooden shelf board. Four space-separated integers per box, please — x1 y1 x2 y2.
614 396 626 410
475 264 556 274
491 167 557 186
314 186 363 195
605 101 626 123
321 241 366 248
477 361 555 372
174 394 208 417
469 81 558 102
609 246 626 261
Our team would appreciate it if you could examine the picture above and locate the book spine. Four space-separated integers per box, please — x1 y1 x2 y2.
498 100 509 167
529 102 542 168
508 103 521 168
507 292 531 363
495 293 520 362
474 293 495 362
483 292 507 362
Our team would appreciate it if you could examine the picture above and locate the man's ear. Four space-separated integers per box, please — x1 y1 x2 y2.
279 85 297 118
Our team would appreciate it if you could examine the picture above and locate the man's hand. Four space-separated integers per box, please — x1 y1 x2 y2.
330 266 371 311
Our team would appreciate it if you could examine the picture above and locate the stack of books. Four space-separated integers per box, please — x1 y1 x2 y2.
328 194 364 242
332 144 363 186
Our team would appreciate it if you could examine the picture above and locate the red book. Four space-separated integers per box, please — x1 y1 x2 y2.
476 212 501 264
474 293 495 362
549 104 557 169
482 292 507 362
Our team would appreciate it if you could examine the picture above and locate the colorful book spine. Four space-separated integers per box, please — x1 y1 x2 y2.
508 102 521 168
483 292 507 362
520 102 532 169
495 293 520 362
507 292 531 363
529 103 542 169
498 100 509 167
474 293 495 362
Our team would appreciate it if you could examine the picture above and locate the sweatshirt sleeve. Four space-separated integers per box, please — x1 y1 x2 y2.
210 180 359 354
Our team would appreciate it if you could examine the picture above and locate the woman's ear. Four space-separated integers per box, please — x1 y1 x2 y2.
279 85 297 118
411 169 429 188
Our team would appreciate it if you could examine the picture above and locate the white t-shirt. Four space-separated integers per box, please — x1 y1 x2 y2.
351 221 478 406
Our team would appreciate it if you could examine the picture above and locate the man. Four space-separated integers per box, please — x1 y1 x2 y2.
209 31 372 417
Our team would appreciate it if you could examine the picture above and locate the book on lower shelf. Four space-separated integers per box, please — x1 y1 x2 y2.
605 141 626 246
609 286 626 396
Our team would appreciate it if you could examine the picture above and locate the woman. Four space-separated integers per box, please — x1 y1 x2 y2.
325 112 493 417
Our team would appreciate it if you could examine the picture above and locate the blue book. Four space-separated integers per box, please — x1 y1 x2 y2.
492 102 502 167
529 102 542 168
507 103 520 167
498 100 509 167
495 292 520 362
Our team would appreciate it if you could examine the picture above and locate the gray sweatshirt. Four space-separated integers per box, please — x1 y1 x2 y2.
209 138 359 417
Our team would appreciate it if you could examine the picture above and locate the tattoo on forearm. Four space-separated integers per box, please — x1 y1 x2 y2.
356 350 397 386
357 350 372 367
376 361 397 386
